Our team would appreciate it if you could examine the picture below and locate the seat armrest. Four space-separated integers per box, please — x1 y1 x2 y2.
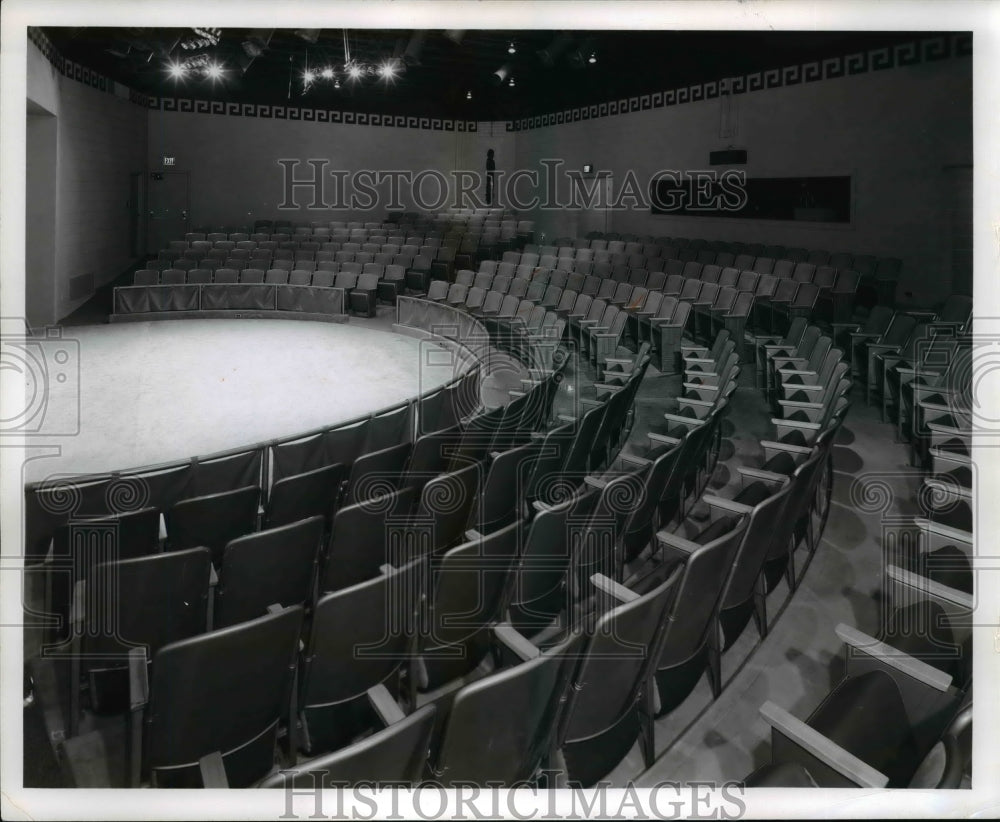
759 701 890 789
777 398 825 410
911 517 972 545
129 646 149 711
771 416 821 431
70 579 86 630
760 439 812 461
493 623 541 661
590 573 640 603
702 493 754 518
738 466 789 484
654 530 702 556
886 564 974 611
367 683 407 726
834 623 953 693
198 751 229 788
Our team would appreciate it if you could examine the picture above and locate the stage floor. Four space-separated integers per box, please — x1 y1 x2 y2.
22 319 459 485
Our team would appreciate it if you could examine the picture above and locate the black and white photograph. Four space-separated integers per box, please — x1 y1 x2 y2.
1 1 997 818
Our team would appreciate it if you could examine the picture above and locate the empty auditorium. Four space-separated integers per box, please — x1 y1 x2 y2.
4 2 996 818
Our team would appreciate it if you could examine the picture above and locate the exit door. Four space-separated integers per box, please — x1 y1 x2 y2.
571 173 613 238
147 171 190 252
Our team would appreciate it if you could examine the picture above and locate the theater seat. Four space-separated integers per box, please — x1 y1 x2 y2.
258 702 436 788
213 516 324 629
143 605 304 787
165 485 260 569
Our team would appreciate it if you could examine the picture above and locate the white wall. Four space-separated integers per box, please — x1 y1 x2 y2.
145 108 506 227
55 75 147 319
25 108 57 329
26 38 147 324
514 56 972 305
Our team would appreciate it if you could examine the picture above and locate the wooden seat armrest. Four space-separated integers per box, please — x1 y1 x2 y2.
738 466 789 485
647 432 681 446
834 623 954 693
493 623 541 661
759 701 889 789
590 573 640 603
198 751 229 788
367 683 407 726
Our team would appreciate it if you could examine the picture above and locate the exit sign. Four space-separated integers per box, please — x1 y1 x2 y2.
163 157 175 166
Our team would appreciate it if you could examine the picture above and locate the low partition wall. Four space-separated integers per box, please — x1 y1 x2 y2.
111 284 347 322
394 296 564 373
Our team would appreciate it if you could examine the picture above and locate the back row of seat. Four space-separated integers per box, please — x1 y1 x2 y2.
135 264 403 287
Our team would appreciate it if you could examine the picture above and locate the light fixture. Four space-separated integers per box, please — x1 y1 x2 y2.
466 90 472 100
491 62 512 86
206 62 224 80
507 41 516 54
166 61 186 79
303 69 315 84
537 32 573 67
568 37 596 70
334 77 341 89
347 62 363 81
181 27 221 50
378 59 398 79
508 76 516 87
402 31 426 67
321 66 334 79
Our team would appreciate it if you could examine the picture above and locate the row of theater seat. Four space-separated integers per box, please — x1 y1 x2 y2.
54 314 662 786
745 313 973 788
61 278 861 789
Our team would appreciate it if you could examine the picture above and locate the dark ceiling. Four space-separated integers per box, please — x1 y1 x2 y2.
41 27 943 120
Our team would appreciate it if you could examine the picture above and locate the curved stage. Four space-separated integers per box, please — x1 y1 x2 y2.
23 319 457 485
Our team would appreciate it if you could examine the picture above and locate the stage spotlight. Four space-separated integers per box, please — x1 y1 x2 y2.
567 37 596 69
491 62 511 86
466 90 472 100
166 61 186 79
402 30 426 67
588 52 597 64
347 62 363 81
537 32 573 67
378 60 399 79
303 69 315 84
206 62 224 80
507 41 516 54
241 30 272 59
334 78 341 89
509 76 516 87
321 67 334 79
